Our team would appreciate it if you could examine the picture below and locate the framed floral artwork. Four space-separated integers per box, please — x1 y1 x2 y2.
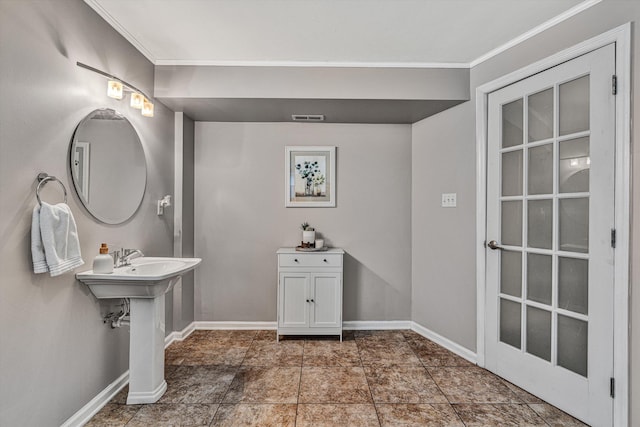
285 146 336 207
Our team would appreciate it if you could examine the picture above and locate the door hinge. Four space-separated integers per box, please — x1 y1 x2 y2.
611 229 617 248
610 377 615 398
612 75 617 95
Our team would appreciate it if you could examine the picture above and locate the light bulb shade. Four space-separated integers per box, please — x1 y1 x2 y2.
141 99 154 117
107 80 123 99
130 92 145 109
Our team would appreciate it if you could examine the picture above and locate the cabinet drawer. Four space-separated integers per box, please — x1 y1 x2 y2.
279 253 342 268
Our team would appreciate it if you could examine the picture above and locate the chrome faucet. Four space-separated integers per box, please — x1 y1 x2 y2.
115 248 144 267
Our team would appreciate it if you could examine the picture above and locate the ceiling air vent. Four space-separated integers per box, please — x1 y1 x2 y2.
292 114 325 122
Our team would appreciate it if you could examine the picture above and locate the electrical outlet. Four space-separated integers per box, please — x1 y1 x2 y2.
442 193 457 208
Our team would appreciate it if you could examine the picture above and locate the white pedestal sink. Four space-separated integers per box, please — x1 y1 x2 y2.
76 257 201 404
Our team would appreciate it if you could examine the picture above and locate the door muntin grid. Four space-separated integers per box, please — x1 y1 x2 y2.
498 75 591 378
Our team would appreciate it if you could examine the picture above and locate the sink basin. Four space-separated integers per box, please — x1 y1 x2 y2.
76 257 202 299
127 260 189 276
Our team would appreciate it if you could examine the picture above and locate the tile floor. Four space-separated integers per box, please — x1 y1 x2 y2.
86 330 588 426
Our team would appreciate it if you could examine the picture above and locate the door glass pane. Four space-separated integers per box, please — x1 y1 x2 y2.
501 251 522 297
528 199 552 249
527 253 552 305
558 315 588 377
559 137 590 193
528 88 554 142
503 99 523 148
528 143 553 195
559 257 588 315
500 299 521 349
502 201 522 246
559 198 589 253
526 306 551 361
502 150 523 196
559 75 590 136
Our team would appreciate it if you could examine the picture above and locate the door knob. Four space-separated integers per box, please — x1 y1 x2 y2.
487 240 503 250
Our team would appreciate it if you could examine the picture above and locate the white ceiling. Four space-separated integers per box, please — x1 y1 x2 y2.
86 0 597 67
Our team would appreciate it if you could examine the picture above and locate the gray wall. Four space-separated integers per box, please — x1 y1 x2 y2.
194 122 412 322
411 101 477 349
0 1 174 426
183 115 196 260
411 0 640 422
176 114 196 330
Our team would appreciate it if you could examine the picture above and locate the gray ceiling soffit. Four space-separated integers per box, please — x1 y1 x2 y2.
154 98 468 124
154 66 470 101
154 65 470 123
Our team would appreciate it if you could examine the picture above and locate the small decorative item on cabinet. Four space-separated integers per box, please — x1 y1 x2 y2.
300 222 315 247
297 222 327 251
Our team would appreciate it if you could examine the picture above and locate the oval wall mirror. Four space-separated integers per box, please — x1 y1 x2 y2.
69 108 147 224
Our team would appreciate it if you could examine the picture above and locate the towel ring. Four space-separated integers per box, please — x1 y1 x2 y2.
36 173 68 206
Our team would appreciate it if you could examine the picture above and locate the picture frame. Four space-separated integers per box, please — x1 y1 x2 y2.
285 146 336 207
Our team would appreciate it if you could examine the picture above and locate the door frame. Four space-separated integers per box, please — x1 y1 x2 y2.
475 23 631 426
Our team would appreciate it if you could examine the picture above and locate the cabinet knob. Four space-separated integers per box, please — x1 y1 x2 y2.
310 299 315 303
323 259 328 263
294 259 299 262
306 299 310 303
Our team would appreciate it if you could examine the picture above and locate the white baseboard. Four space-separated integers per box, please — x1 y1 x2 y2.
343 320 412 330
193 320 413 331
60 371 129 427
194 321 277 330
411 321 477 364
165 322 197 348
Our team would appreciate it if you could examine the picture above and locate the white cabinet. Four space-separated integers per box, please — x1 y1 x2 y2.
277 248 344 340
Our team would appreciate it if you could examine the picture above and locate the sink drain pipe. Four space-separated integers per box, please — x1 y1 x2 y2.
104 298 130 328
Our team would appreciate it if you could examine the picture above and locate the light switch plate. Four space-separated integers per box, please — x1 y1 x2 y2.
442 193 457 207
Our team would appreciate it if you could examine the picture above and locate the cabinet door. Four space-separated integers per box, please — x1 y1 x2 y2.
279 273 309 328
310 273 341 328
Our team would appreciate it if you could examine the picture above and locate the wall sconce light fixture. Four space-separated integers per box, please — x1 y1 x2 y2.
142 99 154 117
130 92 145 109
78 62 154 118
107 80 123 99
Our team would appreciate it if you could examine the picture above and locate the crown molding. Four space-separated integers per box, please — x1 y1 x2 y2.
469 0 602 68
84 0 157 63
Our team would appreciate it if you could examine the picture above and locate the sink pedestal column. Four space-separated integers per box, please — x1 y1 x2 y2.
126 295 167 404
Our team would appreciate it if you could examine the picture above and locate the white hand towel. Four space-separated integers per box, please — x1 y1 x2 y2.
31 204 48 274
31 202 84 277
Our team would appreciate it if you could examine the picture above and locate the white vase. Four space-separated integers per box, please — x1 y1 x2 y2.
302 230 316 244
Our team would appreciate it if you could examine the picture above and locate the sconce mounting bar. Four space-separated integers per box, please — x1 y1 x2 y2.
76 61 152 101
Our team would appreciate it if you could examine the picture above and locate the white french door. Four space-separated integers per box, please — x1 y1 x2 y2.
485 44 615 426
